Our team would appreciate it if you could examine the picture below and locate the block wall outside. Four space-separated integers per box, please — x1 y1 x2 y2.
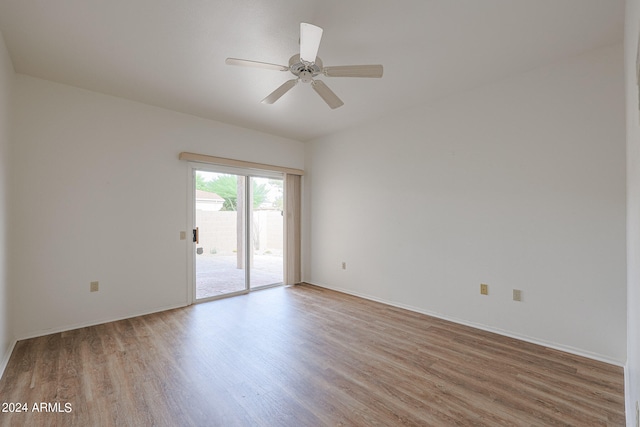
196 210 282 255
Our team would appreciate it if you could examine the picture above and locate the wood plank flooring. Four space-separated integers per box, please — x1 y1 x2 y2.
0 284 625 426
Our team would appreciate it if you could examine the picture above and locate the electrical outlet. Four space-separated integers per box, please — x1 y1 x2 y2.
179 231 186 240
341 262 347 270
90 281 99 292
513 289 522 301
480 284 488 295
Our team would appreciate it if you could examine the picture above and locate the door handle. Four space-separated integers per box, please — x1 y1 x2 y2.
193 227 199 244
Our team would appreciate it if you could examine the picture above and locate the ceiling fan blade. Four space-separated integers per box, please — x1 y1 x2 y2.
300 23 323 63
323 64 384 78
261 79 298 104
311 80 344 109
225 58 289 71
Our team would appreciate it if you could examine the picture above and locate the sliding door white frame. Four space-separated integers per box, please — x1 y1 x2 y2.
186 162 285 304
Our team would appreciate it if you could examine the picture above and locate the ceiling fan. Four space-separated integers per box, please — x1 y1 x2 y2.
225 23 383 109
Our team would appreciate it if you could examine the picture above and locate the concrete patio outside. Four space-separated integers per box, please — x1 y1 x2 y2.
196 253 283 299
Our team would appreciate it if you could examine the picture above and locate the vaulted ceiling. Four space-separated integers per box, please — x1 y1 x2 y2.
0 0 625 141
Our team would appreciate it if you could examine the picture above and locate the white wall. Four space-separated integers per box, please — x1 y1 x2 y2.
625 0 640 423
0 31 14 371
304 44 627 364
9 75 304 338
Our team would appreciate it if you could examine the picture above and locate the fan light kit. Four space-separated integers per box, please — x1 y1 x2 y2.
225 23 383 109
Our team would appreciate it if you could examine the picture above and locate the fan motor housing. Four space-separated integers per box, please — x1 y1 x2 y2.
289 54 323 79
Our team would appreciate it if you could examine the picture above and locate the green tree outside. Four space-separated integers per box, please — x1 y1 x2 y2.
196 174 268 211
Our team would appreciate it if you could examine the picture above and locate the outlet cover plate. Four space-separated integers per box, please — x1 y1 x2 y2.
513 289 522 301
480 284 488 295
90 281 99 292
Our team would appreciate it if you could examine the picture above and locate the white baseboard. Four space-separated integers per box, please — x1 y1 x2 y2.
0 337 17 380
624 364 631 427
305 281 624 367
16 302 190 341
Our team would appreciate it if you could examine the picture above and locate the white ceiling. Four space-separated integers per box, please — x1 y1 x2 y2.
0 0 625 142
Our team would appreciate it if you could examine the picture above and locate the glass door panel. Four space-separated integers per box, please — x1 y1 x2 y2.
195 171 247 300
249 176 284 288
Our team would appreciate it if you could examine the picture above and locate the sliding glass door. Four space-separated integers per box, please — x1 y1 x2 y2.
194 170 247 299
193 167 283 301
249 176 283 288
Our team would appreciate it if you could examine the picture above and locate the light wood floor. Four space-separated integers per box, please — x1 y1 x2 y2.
0 284 625 426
